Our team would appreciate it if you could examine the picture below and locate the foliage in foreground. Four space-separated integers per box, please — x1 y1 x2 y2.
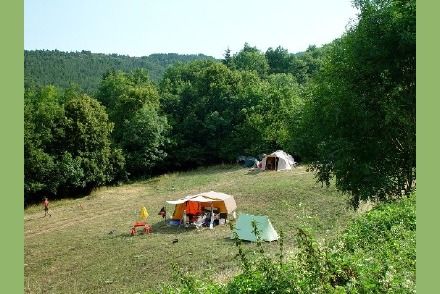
157 194 416 293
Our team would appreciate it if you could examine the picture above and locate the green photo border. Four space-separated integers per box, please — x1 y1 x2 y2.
1 0 24 292
417 0 436 293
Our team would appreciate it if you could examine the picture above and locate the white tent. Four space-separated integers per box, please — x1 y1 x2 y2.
233 214 279 242
260 150 297 171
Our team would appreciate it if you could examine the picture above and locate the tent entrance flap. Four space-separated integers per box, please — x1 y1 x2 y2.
265 157 277 170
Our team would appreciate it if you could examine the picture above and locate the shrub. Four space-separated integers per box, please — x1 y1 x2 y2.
157 194 416 293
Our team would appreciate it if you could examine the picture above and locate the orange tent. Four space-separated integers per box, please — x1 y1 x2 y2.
166 191 237 222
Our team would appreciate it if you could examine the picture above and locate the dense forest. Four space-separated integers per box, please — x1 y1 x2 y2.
24 50 215 95
24 0 415 208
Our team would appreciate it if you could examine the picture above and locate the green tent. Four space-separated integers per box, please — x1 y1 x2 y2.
233 214 279 242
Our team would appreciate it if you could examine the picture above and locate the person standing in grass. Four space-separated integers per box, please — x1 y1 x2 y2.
43 197 51 217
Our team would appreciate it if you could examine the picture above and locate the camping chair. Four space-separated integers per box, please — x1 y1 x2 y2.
130 221 152 236
192 213 207 229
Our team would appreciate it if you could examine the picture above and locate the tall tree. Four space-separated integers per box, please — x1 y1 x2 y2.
119 105 170 177
231 73 303 156
160 60 247 167
222 47 234 69
265 46 291 74
232 43 269 77
96 68 161 143
303 0 416 207
24 86 125 204
24 86 65 203
63 95 125 192
96 69 169 177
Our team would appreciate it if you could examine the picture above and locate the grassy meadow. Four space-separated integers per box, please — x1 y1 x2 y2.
24 164 364 293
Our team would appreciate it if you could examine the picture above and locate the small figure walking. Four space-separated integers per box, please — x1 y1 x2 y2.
43 197 51 217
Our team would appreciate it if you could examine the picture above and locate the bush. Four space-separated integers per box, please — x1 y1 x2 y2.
156 194 416 293
327 194 416 293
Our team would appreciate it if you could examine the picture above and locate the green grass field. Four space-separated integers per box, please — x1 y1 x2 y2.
24 164 364 293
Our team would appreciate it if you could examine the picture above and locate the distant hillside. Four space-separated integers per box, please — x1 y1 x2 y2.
24 50 216 95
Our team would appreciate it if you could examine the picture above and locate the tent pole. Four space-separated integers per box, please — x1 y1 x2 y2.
209 204 214 229
164 205 167 226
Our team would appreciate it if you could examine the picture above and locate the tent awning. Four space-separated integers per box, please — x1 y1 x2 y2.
188 195 216 203
166 194 195 205
166 199 186 205
166 191 237 212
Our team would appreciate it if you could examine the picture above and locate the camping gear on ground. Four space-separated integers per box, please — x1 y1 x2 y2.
158 206 166 219
193 214 207 229
233 213 279 241
141 206 148 220
166 191 237 227
237 155 259 168
243 157 258 168
260 150 297 171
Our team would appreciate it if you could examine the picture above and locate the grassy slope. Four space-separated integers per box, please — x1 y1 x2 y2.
24 165 360 293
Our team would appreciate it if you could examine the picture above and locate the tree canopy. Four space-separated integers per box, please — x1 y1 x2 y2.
24 50 215 95
24 0 416 207
301 0 416 206
24 87 125 204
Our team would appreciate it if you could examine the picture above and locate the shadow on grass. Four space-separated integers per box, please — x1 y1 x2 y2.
101 219 242 249
148 221 222 235
104 221 208 238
